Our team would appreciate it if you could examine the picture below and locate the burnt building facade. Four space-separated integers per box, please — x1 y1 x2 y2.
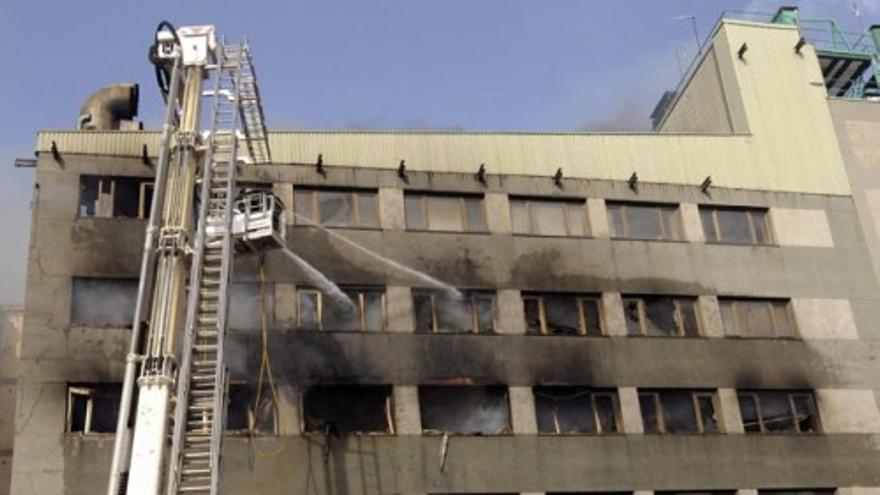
9 12 880 495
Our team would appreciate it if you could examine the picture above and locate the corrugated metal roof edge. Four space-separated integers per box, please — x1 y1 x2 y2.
36 129 752 139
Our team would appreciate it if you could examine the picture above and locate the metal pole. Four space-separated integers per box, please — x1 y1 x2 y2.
107 57 182 495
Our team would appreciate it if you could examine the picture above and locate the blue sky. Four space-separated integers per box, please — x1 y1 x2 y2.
0 0 876 305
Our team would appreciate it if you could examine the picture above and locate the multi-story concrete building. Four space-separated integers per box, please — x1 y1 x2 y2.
8 8 880 495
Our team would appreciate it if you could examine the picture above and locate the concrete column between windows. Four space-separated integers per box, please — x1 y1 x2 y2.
634 490 654 495
496 289 526 335
717 388 745 434
815 389 880 433
393 386 422 435
679 203 705 242
484 192 512 234
737 489 759 495
378 187 406 231
791 298 859 340
602 292 627 337
768 208 834 247
274 282 296 331
273 183 294 225
386 286 415 333
698 295 724 338
587 198 610 238
276 384 302 435
509 386 538 434
837 487 880 495
617 387 644 434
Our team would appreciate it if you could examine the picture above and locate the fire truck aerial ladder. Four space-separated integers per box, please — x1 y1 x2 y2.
107 22 285 495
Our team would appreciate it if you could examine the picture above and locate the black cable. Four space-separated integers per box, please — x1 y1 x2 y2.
149 21 180 100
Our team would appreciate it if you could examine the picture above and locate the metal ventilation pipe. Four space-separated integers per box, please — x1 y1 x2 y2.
77 83 140 130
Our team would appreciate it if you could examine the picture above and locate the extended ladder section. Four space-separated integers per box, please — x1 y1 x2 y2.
166 41 266 495
236 44 272 165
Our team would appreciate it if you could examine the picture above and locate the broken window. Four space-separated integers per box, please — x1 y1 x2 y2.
638 389 718 434
719 298 795 338
509 197 587 236
413 289 496 334
419 386 511 435
293 187 380 228
738 391 819 434
296 286 386 332
66 384 124 434
226 382 277 434
607 202 680 241
70 277 138 327
534 387 620 435
78 175 153 218
700 206 771 245
302 385 393 434
623 295 701 337
404 193 488 232
522 293 604 336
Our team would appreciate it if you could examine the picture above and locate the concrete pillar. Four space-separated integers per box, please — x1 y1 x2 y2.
484 192 512 234
634 491 654 495
680 203 705 242
586 198 610 238
509 386 538 434
837 488 880 495
276 384 302 435
717 388 745 433
274 282 296 331
378 187 406 231
273 182 294 225
393 386 422 435
791 298 859 340
496 289 526 335
618 387 644 434
602 292 627 337
386 286 414 333
10 383 66 495
815 389 880 433
737 489 759 495
698 295 724 338
768 208 834 247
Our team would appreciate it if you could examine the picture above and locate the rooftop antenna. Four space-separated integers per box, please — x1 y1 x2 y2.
671 14 701 57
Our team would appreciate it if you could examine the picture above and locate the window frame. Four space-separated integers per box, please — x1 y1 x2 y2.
78 175 153 219
300 385 396 436
413 289 497 334
738 390 820 434
718 298 797 339
293 187 380 229
623 295 703 337
509 197 589 237
534 387 622 436
639 389 718 434
607 201 681 241
522 293 605 336
296 287 387 332
404 192 488 233
66 386 94 434
700 205 773 246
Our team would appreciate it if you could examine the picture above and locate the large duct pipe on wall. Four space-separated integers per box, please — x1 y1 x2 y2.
77 83 140 130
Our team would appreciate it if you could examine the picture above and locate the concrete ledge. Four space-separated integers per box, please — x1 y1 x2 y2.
59 434 880 494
